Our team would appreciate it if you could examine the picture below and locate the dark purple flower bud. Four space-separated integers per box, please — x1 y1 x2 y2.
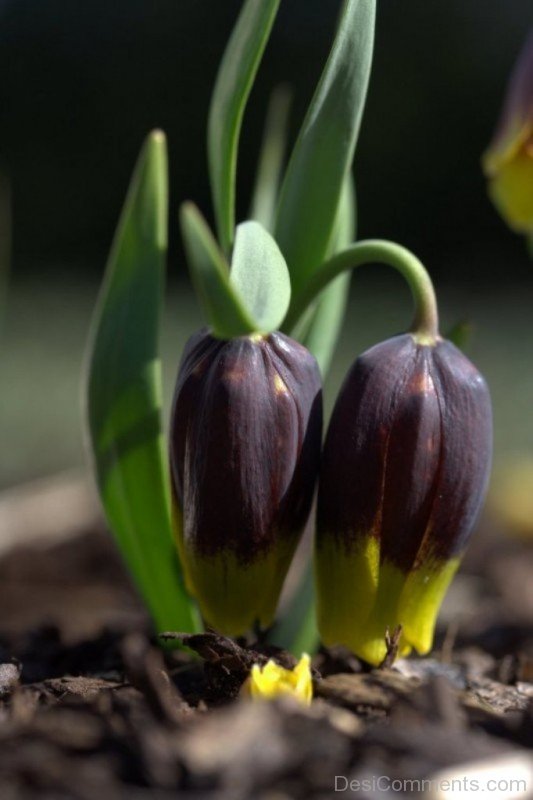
316 333 492 665
170 329 322 636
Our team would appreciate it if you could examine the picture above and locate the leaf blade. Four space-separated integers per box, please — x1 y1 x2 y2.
250 84 292 231
275 0 375 295
208 0 281 253
0 170 10 328
299 176 356 375
180 203 258 339
274 178 356 655
230 220 291 333
85 131 199 634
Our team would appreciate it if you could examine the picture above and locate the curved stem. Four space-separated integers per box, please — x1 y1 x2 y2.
283 240 440 342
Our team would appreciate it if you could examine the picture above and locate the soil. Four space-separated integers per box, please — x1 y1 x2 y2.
0 512 532 799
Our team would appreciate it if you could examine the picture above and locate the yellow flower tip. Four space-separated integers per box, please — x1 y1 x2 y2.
485 128 533 235
243 654 313 706
483 30 533 237
317 545 460 667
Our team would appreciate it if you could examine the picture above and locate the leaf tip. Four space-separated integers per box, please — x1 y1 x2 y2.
179 201 199 230
149 128 166 145
146 130 168 174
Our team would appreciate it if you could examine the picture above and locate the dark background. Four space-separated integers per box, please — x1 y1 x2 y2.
1 0 532 488
0 0 531 282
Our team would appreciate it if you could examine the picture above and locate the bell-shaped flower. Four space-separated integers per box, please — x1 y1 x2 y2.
170 329 322 636
483 31 533 244
316 334 492 666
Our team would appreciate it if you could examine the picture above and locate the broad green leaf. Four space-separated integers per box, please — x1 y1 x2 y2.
230 220 291 333
180 203 258 338
86 131 199 635
250 84 292 231
275 0 375 296
208 0 281 254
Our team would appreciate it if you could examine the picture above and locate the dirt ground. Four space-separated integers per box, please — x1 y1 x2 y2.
0 509 532 799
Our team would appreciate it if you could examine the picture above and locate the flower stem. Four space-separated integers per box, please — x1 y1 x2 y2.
283 240 440 342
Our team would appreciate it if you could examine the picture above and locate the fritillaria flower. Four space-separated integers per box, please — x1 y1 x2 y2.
169 329 322 636
483 31 533 245
316 334 492 666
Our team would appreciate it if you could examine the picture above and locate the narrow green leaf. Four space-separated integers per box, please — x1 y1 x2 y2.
273 178 356 656
302 277 351 376
208 0 281 254
180 203 258 339
0 170 10 328
275 0 375 295
85 131 199 635
250 84 292 231
332 172 358 253
269 560 317 655
445 320 473 351
298 176 356 375
230 220 291 333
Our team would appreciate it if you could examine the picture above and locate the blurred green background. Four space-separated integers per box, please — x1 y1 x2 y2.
0 0 532 489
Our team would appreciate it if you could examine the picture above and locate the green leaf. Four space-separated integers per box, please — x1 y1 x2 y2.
230 220 291 333
445 320 473 351
275 0 375 296
85 131 199 635
274 178 356 656
269 561 318 655
0 170 10 328
332 172 358 253
180 203 258 339
208 0 281 254
299 176 356 375
302 276 351 376
250 84 292 231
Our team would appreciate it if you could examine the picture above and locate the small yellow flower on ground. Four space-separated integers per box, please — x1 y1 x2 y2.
244 654 313 706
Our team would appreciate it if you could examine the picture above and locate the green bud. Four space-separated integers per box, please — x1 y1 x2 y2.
316 333 492 665
170 329 322 636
